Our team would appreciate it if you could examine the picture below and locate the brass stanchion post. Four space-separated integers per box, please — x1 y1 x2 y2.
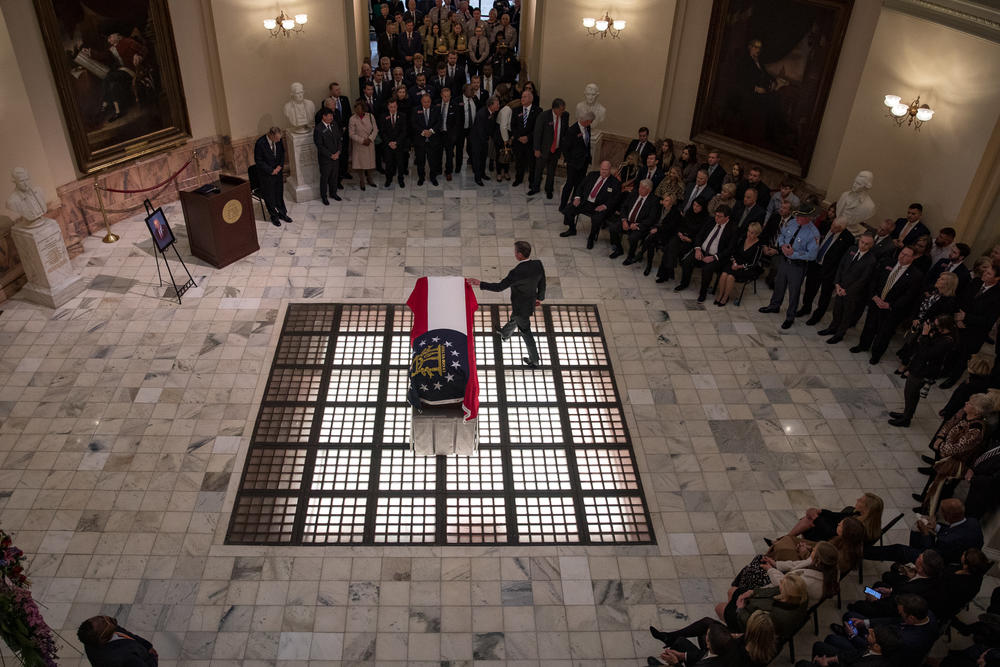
93 183 119 243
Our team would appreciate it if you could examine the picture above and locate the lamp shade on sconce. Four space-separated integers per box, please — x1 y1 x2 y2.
883 94 901 108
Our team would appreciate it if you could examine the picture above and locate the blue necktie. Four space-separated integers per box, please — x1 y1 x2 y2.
817 233 835 263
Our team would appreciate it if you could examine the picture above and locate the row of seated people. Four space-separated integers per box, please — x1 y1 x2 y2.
645 489 994 666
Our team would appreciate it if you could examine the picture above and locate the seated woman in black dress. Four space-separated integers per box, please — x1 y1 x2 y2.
714 221 762 306
648 610 777 666
768 492 884 549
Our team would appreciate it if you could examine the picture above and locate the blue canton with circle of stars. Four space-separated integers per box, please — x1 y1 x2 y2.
407 328 470 408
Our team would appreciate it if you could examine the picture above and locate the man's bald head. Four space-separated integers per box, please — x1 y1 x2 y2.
939 499 965 523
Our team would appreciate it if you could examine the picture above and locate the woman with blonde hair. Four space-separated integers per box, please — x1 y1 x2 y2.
760 540 839 604
896 271 959 374
770 493 884 548
708 181 737 215
715 220 762 306
767 516 865 574
649 608 778 666
654 165 685 203
743 610 778 666
724 573 808 641
940 354 994 419
915 393 993 512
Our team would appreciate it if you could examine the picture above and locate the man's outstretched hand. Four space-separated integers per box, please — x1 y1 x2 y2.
467 278 481 286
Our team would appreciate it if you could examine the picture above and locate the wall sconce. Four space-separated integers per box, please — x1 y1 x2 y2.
264 10 307 37
883 94 934 130
582 12 625 39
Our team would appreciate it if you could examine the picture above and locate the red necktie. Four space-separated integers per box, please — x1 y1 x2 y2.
629 197 645 223
589 177 606 199
550 113 559 153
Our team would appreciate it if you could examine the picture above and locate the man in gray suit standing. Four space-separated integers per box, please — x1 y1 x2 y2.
819 231 877 344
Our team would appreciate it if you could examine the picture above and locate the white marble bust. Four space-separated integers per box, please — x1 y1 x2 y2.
283 82 316 132
575 82 606 128
836 170 877 236
6 167 47 224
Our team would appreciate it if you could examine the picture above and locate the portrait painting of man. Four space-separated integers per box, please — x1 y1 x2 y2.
34 0 190 173
691 0 853 176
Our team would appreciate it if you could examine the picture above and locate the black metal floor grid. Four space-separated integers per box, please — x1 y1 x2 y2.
226 303 656 546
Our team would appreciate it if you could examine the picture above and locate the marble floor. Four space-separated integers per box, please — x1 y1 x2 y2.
0 170 994 666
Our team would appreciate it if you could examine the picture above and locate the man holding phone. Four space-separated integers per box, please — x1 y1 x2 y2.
806 623 901 666
820 596 937 666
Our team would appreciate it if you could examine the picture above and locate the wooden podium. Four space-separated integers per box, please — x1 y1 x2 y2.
179 174 259 269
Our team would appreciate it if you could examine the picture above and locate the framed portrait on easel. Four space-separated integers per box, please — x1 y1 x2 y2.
690 0 854 177
144 207 175 252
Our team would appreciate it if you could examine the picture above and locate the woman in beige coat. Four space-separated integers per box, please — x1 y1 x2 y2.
348 101 378 189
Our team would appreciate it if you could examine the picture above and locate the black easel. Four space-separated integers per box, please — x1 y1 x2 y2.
144 199 196 304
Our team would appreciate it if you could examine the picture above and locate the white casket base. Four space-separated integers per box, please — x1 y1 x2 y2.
410 405 478 456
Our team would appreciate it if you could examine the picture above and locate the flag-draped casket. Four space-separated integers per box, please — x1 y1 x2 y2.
406 276 479 422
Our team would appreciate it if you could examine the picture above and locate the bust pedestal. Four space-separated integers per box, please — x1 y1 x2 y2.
591 130 604 164
11 217 84 308
284 129 320 203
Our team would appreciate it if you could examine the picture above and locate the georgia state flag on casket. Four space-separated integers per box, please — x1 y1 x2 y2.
406 276 479 421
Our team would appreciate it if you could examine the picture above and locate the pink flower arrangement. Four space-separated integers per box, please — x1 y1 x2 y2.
0 530 58 667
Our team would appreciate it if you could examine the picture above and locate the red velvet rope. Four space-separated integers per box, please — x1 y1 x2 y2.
96 157 194 193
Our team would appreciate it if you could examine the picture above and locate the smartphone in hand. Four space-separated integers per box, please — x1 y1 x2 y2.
864 586 882 600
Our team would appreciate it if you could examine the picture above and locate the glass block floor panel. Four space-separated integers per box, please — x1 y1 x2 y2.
227 303 655 546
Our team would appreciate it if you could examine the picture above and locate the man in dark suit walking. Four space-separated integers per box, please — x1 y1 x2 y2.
800 217 855 323
560 160 621 246
510 89 540 188
614 179 660 263
469 96 499 186
379 99 408 188
313 108 342 204
820 232 877 342
469 240 546 368
850 246 923 363
680 205 740 302
411 94 442 185
253 126 291 226
436 87 461 180
558 112 594 212
529 98 569 198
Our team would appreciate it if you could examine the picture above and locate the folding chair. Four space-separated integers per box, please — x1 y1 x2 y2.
247 164 269 220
